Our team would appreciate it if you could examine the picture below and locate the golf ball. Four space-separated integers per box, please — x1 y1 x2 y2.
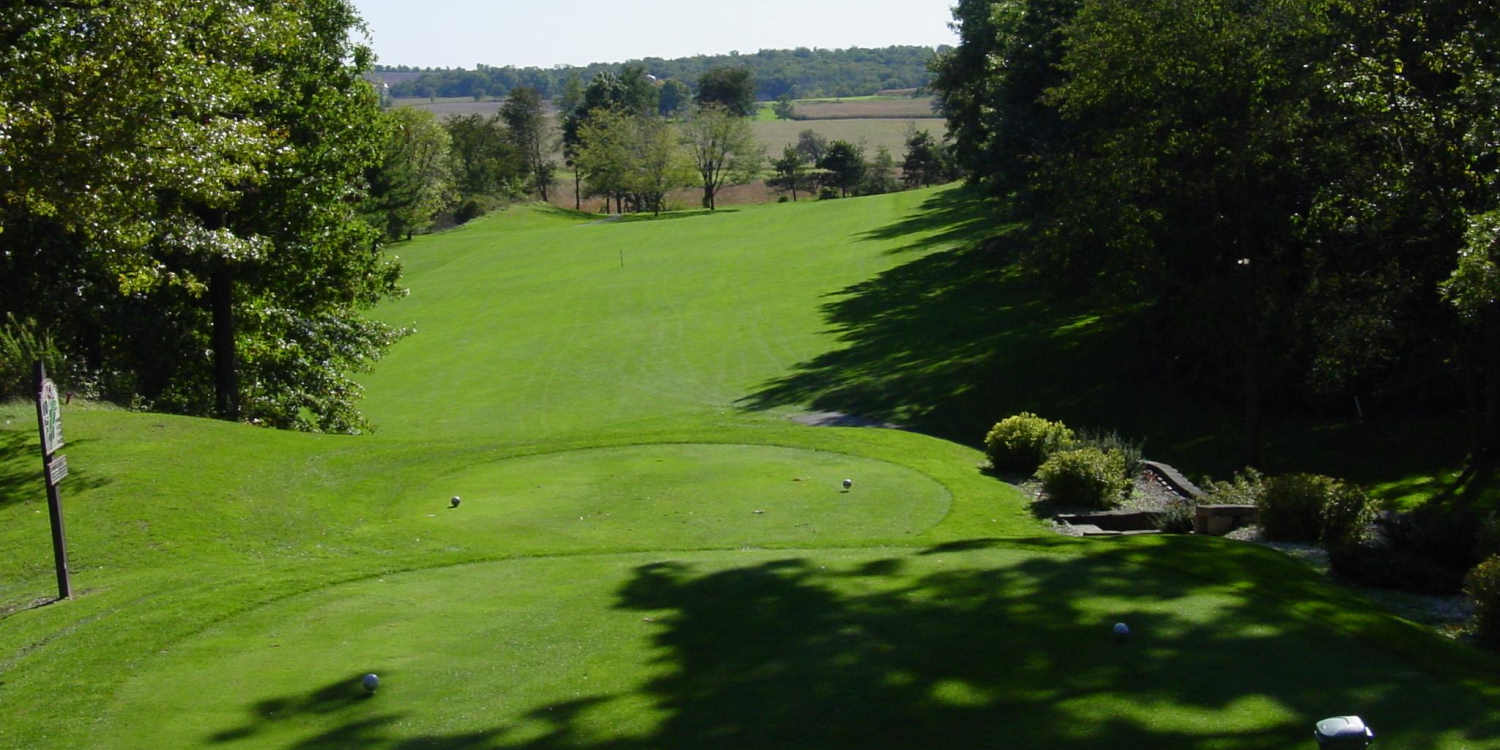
842 478 853 489
1113 622 1130 637
361 673 380 692
450 495 461 508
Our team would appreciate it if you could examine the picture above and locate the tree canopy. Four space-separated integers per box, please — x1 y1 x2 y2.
1 0 405 431
930 0 1500 464
380 45 944 102
695 67 757 117
682 106 763 210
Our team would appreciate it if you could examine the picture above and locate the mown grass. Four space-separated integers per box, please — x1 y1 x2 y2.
2 186 1497 748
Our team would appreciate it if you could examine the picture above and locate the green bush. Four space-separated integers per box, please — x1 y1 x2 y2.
1077 428 1144 478
1321 481 1377 549
454 199 486 224
1257 473 1375 546
1201 467 1266 506
1 313 66 399
984 412 1076 474
1037 447 1130 509
1157 498 1197 533
1465 555 1500 646
1258 473 1336 542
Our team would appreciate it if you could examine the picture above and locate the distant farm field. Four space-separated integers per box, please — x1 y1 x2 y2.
787 96 940 120
752 118 943 158
391 96 504 118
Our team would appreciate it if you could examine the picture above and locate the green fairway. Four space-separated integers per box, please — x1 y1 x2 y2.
3 187 1499 748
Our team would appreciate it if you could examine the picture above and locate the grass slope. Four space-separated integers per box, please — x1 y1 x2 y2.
1 187 1497 748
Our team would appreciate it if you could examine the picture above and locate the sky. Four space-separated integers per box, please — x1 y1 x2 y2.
350 0 959 69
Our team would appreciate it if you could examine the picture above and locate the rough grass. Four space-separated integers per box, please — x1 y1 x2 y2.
3 187 1499 748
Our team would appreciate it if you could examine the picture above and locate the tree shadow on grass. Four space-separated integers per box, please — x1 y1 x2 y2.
208 542 1500 748
738 186 1468 481
855 186 1008 255
739 189 1238 466
0 431 110 507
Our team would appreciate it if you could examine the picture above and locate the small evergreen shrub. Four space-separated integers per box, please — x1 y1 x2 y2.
984 412 1076 474
1465 555 1500 646
1037 447 1129 509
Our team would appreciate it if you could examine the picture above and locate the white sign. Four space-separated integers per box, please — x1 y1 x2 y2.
39 379 63 455
48 455 68 485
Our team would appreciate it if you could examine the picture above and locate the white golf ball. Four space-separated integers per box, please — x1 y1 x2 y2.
842 478 853 489
450 495 461 508
361 673 380 692
1113 622 1130 637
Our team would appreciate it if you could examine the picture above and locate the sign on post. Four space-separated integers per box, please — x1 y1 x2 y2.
48 455 69 485
34 361 71 600
39 378 64 456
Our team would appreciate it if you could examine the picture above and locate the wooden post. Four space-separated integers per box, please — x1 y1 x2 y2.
34 361 71 600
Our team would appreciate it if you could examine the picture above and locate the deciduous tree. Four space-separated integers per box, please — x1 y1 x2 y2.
500 86 554 201
682 105 764 210
695 67 757 117
0 0 406 431
366 107 454 241
769 147 812 201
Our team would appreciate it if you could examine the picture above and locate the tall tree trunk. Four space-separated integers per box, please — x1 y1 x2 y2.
211 264 238 421
574 167 581 211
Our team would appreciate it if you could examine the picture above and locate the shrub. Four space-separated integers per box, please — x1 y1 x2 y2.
1200 467 1266 507
1258 473 1337 542
1320 481 1377 549
1 313 66 399
1077 428 1144 478
984 412 1076 474
1330 541 1469 594
454 199 486 224
1038 447 1130 509
1466 556 1500 646
1157 498 1197 533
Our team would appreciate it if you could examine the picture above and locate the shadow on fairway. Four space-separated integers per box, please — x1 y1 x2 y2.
211 540 1500 748
738 188 1231 463
0 432 109 506
737 187 1472 483
0 430 36 505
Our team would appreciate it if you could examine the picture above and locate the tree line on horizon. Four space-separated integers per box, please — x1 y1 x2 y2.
376 65 959 229
376 45 945 102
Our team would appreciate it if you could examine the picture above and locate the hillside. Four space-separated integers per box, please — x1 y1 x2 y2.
2 189 1498 748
